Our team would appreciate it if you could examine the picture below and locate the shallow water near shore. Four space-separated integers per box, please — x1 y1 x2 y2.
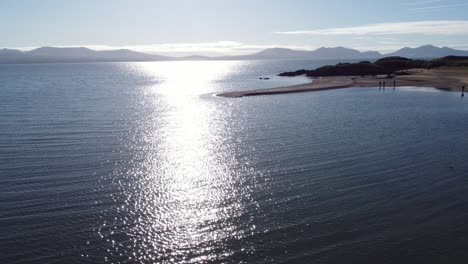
1 60 468 264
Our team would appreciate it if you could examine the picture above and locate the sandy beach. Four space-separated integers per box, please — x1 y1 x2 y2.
218 68 468 97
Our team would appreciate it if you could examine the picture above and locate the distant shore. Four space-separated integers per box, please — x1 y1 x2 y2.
217 68 468 98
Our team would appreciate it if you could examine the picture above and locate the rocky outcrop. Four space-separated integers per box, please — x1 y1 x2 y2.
278 56 468 77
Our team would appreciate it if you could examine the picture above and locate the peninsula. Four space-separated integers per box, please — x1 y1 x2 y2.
218 56 468 97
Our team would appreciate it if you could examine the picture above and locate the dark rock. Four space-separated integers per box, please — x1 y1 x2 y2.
278 69 311 77
374 56 431 73
278 56 459 77
432 56 468 67
394 71 410 76
306 61 385 77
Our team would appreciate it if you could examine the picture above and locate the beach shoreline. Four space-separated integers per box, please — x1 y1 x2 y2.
218 68 468 97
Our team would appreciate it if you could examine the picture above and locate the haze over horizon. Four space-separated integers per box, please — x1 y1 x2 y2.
2 0 468 56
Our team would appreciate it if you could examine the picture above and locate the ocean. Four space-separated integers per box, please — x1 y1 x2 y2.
1 60 468 264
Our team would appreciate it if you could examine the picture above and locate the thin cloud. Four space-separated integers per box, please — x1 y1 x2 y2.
408 3 468 11
275 21 468 36
403 0 442 6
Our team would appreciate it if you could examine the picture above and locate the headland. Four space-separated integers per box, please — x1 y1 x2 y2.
218 56 468 97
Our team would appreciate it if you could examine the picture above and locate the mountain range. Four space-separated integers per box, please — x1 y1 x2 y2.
1 45 468 64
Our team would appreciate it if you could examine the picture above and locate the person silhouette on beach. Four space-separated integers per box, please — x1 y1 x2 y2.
393 80 396 89
463 85 465 97
383 81 386 89
379 81 381 88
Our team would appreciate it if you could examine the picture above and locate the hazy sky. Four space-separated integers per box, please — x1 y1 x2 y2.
2 0 468 56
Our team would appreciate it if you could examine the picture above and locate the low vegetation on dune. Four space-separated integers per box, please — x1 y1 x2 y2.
278 56 468 77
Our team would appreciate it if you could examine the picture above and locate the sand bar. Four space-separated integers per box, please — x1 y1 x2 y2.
217 68 468 98
218 77 354 97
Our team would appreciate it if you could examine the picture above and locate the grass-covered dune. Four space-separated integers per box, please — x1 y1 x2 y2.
279 56 468 77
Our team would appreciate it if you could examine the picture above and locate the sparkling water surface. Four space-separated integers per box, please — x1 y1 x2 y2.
1 60 468 264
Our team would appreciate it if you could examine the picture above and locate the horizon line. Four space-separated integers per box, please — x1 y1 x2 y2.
2 43 468 57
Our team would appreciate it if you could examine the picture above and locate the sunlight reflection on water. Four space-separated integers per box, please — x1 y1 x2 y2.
98 61 263 263
3 61 468 264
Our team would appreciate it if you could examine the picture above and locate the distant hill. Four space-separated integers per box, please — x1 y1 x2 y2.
0 47 172 64
175 55 213 61
28 47 97 57
1 45 467 64
228 48 313 60
223 47 382 60
27 47 174 61
0 48 23 54
308 47 381 60
386 45 468 58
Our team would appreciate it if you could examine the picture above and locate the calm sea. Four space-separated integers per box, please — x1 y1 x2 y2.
1 60 468 264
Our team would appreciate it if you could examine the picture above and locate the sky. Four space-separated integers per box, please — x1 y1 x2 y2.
1 0 468 56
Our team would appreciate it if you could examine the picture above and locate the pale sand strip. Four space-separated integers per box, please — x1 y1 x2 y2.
218 77 354 97
217 69 468 98
353 69 468 90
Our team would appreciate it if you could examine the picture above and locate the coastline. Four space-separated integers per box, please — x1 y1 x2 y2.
218 68 468 97
218 77 353 97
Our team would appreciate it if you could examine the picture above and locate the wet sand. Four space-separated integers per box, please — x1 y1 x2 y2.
218 77 354 97
218 68 468 97
354 68 468 90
